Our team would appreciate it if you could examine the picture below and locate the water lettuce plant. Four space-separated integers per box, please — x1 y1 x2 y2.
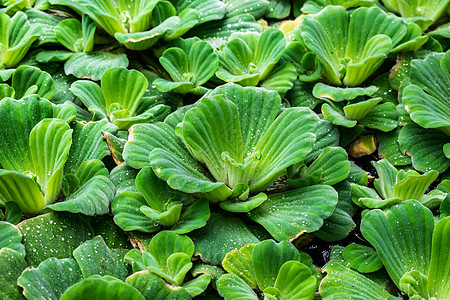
351 159 447 209
124 83 319 204
71 67 170 130
215 28 296 96
1 1 450 299
0 11 40 68
154 37 218 95
299 6 423 86
216 240 317 300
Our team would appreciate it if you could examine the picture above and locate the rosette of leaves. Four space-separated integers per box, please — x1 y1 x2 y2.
400 51 450 174
124 84 339 241
71 67 170 130
0 65 55 99
312 82 399 131
153 37 218 95
360 201 450 299
299 6 426 86
49 0 226 50
322 202 450 300
125 231 210 298
286 146 351 188
380 0 449 29
215 28 297 96
0 11 41 68
0 96 117 215
35 14 132 81
112 166 210 234
124 83 318 205
0 96 75 215
351 159 447 209
216 240 317 300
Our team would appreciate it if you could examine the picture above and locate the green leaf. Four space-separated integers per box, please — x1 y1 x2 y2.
344 98 382 120
115 16 180 50
73 236 130 280
343 244 383 273
64 52 129 81
372 159 398 200
313 83 378 102
322 103 357 128
359 102 398 132
137 165 190 207
314 181 357 242
60 275 144 300
427 217 450 299
25 8 63 46
361 200 434 287
18 212 94 266
182 96 243 186
393 170 439 201
110 164 139 194
222 243 257 289
320 256 397 300
4 202 22 225
252 240 300 291
403 52 450 133
187 14 261 48
249 185 338 241
288 147 350 187
189 213 259 265
125 270 191 300
70 80 107 120
377 129 411 166
0 170 45 215
141 231 194 286
112 192 159 233
254 28 286 80
265 0 290 18
224 0 269 18
172 198 210 234
398 124 450 173
55 18 84 52
18 258 83 300
189 40 218 85
11 65 55 99
0 96 70 174
217 274 259 300
0 221 25 256
48 173 115 216
0 84 14 98
140 124 230 201
101 67 149 126
380 0 449 27
304 118 340 164
399 270 429 299
275 261 316 300
36 50 74 63
30 118 72 204
0 248 28 300
183 274 211 297
65 120 117 174
0 11 40 68
250 108 318 192
171 0 226 24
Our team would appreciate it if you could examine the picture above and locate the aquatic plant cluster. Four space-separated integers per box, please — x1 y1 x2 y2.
0 0 449 299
